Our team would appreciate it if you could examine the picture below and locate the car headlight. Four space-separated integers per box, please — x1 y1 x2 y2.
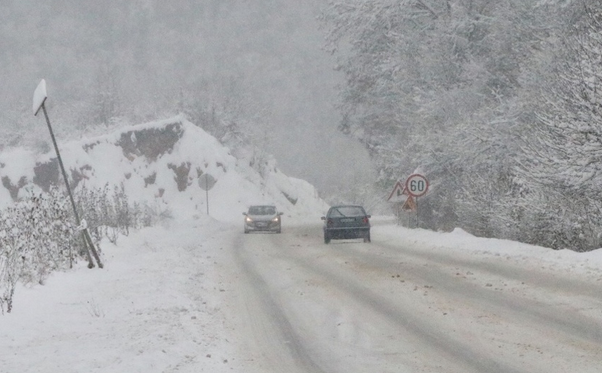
272 217 280 222
245 217 252 222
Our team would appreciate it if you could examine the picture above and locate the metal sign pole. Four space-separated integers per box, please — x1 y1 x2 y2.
198 173 216 216
206 186 209 215
416 197 419 228
39 103 102 269
404 173 429 229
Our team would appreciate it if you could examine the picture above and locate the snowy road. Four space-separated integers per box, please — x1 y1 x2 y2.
220 222 602 373
3 219 602 373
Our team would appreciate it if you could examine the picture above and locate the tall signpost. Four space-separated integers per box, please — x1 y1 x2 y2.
198 173 217 215
405 174 429 227
33 79 102 269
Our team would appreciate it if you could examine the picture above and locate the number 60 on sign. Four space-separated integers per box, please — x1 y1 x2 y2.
405 174 428 197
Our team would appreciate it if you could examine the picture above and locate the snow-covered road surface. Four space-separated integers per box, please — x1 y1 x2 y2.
223 222 602 373
2 218 602 373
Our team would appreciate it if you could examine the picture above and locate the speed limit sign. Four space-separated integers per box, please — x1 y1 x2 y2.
405 174 429 197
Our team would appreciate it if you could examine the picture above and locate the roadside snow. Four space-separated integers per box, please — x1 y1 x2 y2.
375 223 602 281
0 217 242 373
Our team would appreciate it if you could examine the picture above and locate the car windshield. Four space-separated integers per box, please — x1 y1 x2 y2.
248 206 276 215
328 206 365 217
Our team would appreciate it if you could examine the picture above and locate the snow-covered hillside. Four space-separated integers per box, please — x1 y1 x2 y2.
0 116 328 222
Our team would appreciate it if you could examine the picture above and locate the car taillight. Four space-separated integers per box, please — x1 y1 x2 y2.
362 216 369 224
327 219 333 227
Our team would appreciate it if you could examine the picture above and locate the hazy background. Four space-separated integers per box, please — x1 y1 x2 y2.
6 0 602 251
0 0 374 197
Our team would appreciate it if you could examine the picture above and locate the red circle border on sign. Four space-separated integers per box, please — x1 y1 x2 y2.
405 174 429 197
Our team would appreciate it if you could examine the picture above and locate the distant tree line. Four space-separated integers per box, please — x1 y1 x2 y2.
320 0 602 251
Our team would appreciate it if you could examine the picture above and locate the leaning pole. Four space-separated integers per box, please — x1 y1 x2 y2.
33 79 103 269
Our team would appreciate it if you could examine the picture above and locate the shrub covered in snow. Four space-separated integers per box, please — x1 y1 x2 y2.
0 188 75 313
0 184 164 313
75 184 135 245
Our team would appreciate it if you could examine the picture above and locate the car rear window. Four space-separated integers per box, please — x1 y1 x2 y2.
328 206 366 217
249 206 276 215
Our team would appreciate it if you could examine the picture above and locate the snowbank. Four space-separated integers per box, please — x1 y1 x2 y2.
0 116 329 222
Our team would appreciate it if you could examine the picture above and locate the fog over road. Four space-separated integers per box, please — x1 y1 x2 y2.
216 222 602 373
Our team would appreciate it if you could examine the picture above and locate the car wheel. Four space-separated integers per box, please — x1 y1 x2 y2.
244 229 249 234
276 228 282 234
363 232 371 243
324 233 331 244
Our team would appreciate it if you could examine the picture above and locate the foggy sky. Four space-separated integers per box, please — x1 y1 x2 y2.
0 0 373 197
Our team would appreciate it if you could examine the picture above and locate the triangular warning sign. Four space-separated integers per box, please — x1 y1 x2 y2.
387 181 407 201
402 195 417 211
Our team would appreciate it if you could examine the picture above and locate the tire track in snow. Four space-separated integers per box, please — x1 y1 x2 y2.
281 249 525 373
231 234 330 373
376 238 602 300
345 241 602 346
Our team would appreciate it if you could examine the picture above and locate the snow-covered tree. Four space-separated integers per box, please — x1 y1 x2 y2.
523 5 602 197
517 3 602 250
319 0 551 232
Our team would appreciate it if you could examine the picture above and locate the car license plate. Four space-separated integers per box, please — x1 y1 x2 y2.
256 222 267 227
340 218 354 222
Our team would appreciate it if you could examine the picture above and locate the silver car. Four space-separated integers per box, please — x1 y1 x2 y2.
243 205 283 234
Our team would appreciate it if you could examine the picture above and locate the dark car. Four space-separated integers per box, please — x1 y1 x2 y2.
243 205 283 234
321 205 371 244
